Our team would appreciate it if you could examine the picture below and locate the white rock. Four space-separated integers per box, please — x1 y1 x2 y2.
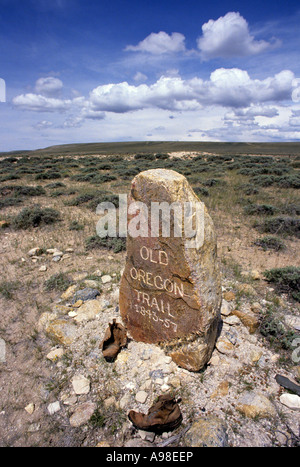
72 374 90 395
39 265 47 272
47 401 61 415
28 247 42 256
0 338 6 363
101 275 112 284
135 391 148 404
280 393 300 411
25 403 35 414
220 299 232 316
46 348 64 361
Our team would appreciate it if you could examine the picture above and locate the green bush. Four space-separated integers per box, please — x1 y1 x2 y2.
44 273 73 292
253 236 286 251
255 216 300 238
86 234 126 253
259 305 297 350
0 280 20 299
244 204 278 216
12 205 61 229
264 266 300 302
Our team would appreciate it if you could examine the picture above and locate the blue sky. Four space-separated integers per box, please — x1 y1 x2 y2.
1 0 300 151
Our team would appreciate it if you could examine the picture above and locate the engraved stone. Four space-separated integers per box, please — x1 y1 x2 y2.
119 168 222 371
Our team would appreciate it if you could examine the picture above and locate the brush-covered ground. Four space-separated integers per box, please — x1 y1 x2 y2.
0 146 299 447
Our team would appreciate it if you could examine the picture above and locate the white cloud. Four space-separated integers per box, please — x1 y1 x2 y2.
197 12 278 60
133 72 148 82
125 31 186 54
35 77 63 96
87 69 295 113
12 93 72 112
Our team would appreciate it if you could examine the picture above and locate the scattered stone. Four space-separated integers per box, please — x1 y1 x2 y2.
45 319 77 346
251 270 261 280
73 287 100 303
72 374 90 395
46 347 64 361
0 338 6 363
231 310 259 334
103 396 117 409
138 430 155 442
220 299 232 316
69 402 96 427
223 291 235 302
28 247 43 256
135 391 148 404
46 249 56 254
27 423 40 433
39 265 47 272
101 275 112 284
65 248 74 253
284 315 300 331
184 416 228 447
47 401 61 415
84 279 100 288
119 169 222 372
52 255 61 262
73 299 102 323
279 393 300 411
73 300 83 308
251 302 262 314
25 403 35 414
215 338 235 355
236 391 276 419
211 381 230 399
236 283 257 296
222 315 240 326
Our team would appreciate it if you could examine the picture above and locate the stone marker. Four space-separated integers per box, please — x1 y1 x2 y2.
119 168 222 371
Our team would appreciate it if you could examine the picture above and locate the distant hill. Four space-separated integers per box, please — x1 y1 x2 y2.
1 141 300 157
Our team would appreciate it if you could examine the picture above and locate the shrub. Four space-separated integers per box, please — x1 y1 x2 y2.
259 305 297 350
85 234 126 253
0 280 20 299
44 273 73 292
253 236 286 251
277 175 300 189
193 186 209 197
255 216 300 238
69 220 84 231
264 266 300 302
12 205 61 229
244 204 278 216
35 171 62 180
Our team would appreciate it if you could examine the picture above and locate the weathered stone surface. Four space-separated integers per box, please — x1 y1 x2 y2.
236 391 276 419
184 416 228 447
119 169 222 371
69 402 96 427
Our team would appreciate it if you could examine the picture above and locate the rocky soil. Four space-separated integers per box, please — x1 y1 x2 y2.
0 246 299 447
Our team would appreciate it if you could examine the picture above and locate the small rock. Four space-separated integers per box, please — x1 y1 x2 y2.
69 402 96 427
39 265 47 272
73 299 102 323
280 393 300 411
84 279 100 288
101 275 112 284
45 319 77 346
220 299 232 316
0 338 6 363
61 285 77 301
211 381 229 399
72 374 90 395
28 247 43 256
103 396 117 409
222 315 240 326
73 300 83 308
223 291 235 302
25 403 35 414
46 347 64 361
251 270 261 280
47 401 61 415
251 302 262 314
215 338 235 355
27 423 40 433
73 288 100 303
236 391 276 419
46 248 56 254
138 430 155 442
236 283 257 296
184 416 228 447
65 248 74 253
52 255 61 262
284 315 300 331
231 310 259 334
135 391 148 404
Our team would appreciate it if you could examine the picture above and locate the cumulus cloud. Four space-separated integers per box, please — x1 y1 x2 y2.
87 69 295 113
35 77 63 96
197 12 278 59
12 93 72 112
125 31 186 54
